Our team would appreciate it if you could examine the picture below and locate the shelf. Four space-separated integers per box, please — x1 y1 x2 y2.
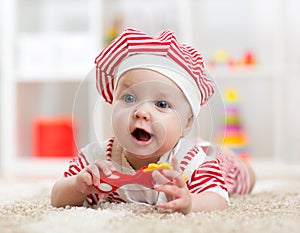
16 33 95 83
16 73 89 83
209 67 281 81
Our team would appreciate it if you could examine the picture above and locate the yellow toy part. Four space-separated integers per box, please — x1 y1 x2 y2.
143 162 187 181
143 162 173 171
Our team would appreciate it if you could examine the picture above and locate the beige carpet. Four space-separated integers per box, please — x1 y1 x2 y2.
0 173 300 233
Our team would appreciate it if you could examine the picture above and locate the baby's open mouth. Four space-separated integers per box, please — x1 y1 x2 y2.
131 128 152 142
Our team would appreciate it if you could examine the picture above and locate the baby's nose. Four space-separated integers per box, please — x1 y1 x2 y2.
133 107 151 121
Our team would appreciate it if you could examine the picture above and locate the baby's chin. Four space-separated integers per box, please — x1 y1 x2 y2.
124 147 162 158
122 143 170 158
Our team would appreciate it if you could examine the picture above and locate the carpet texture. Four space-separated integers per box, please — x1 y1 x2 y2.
0 179 300 233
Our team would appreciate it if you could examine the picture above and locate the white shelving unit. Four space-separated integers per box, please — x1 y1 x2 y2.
1 0 300 177
0 0 104 177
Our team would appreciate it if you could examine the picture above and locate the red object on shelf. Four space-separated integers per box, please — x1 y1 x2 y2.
243 50 256 65
33 116 76 158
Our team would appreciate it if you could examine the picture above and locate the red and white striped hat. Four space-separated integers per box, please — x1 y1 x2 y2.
95 28 215 116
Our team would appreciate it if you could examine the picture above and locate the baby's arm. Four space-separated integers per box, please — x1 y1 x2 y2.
51 160 115 207
51 175 87 207
190 191 228 212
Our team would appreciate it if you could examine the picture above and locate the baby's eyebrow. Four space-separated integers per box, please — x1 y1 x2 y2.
115 81 131 95
118 78 132 89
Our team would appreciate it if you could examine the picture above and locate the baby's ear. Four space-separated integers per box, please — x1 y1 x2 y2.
182 115 194 136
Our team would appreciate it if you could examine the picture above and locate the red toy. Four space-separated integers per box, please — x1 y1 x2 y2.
94 162 183 193
33 116 76 158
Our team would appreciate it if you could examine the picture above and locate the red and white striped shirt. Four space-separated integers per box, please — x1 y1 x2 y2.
64 138 250 207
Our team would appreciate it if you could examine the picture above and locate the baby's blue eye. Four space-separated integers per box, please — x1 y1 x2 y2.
123 94 135 103
156 100 170 109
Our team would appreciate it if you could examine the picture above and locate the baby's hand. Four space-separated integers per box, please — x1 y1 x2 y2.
153 157 192 214
75 160 116 198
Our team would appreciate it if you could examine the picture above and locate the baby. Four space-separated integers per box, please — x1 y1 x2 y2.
51 28 255 214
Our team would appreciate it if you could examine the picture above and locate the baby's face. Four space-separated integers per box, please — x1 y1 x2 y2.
112 68 192 161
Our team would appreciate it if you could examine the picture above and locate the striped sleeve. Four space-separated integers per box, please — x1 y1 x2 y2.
187 158 229 202
63 139 110 177
63 152 89 177
61 139 126 206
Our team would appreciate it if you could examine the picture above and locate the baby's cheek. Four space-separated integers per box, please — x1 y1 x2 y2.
112 105 131 124
112 115 128 133
170 115 185 135
162 117 183 144
111 112 120 124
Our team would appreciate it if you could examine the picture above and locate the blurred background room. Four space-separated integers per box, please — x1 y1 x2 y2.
0 0 300 180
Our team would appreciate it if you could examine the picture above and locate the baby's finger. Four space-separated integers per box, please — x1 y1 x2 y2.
158 198 190 214
161 168 186 188
152 170 170 186
109 162 117 171
173 173 187 188
95 160 113 176
171 156 181 172
161 169 180 180
85 165 100 186
171 156 187 188
75 172 93 194
80 171 93 186
154 183 181 197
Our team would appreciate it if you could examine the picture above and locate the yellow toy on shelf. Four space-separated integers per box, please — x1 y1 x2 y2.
104 14 123 47
209 49 257 69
